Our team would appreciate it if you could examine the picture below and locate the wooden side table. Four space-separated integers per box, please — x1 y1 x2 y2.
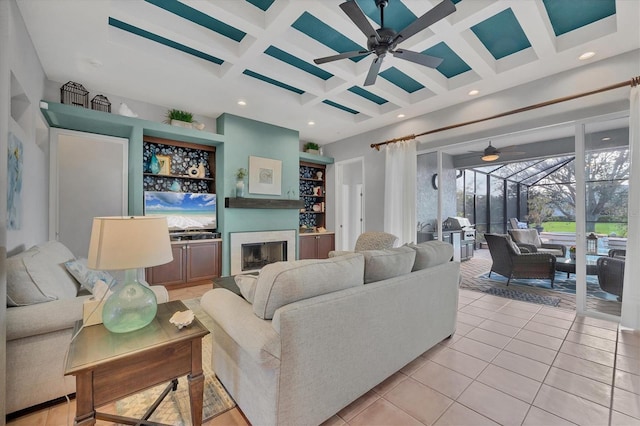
65 300 209 426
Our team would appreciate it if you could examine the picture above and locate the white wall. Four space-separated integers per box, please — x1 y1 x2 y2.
324 49 639 233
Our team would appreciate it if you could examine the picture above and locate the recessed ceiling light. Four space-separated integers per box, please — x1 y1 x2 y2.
308 121 315 126
468 89 480 96
397 114 405 118
579 51 595 60
237 100 247 106
602 137 611 141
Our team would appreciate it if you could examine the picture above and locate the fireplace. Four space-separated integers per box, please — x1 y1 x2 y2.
230 230 296 275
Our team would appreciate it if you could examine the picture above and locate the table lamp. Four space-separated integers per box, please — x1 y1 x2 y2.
87 216 173 333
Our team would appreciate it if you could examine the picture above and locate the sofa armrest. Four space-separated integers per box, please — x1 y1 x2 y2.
201 288 281 363
7 295 92 341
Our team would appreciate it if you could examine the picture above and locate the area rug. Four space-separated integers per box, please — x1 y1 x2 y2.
115 298 236 424
476 271 619 302
482 287 561 307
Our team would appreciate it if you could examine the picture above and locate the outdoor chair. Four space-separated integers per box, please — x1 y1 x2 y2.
608 249 626 259
597 256 625 301
508 228 567 257
484 233 557 287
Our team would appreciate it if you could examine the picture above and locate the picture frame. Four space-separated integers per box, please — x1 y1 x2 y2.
156 155 171 175
249 156 282 195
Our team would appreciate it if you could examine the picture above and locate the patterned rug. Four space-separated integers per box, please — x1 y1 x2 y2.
476 271 619 302
482 287 561 306
115 298 236 424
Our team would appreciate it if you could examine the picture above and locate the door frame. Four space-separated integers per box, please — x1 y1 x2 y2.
334 157 365 251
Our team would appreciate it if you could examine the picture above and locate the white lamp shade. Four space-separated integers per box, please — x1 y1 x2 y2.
87 216 173 270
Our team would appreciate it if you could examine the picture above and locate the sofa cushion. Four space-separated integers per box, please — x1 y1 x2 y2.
235 274 258 303
361 246 416 283
408 241 453 271
7 241 79 307
64 258 117 292
252 253 364 320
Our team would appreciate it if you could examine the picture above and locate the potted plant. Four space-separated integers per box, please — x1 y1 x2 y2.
569 245 576 260
166 109 194 128
304 142 320 155
235 168 247 198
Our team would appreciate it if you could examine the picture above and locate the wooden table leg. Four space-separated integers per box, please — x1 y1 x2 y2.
74 371 96 425
188 338 205 426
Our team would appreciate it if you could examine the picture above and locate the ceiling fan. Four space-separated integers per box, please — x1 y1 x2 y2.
314 0 456 86
474 141 527 162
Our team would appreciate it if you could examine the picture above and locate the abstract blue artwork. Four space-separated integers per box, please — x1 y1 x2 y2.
7 132 23 230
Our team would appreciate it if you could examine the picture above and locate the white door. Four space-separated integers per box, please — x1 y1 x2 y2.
50 129 128 258
335 158 364 250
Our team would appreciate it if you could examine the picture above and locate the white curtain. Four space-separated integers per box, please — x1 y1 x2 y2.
384 139 417 245
621 83 640 330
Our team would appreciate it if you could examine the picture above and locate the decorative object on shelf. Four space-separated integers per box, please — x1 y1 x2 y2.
312 204 321 212
118 102 138 117
149 151 161 175
166 109 194 128
90 94 111 113
249 156 282 195
236 167 247 198
169 309 195 329
587 233 598 255
316 171 323 179
304 142 320 155
60 81 89 108
197 162 206 178
187 165 199 177
169 179 181 192
156 155 171 175
87 216 173 333
193 121 206 131
569 245 576 260
314 186 322 196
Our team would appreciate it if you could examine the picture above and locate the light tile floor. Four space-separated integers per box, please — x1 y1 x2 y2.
8 277 640 426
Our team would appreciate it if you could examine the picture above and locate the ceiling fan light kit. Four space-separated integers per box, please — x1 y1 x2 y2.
314 0 456 86
481 142 500 162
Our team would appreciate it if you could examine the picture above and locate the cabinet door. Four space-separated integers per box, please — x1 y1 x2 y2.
299 235 317 259
186 241 220 282
146 245 186 286
316 234 335 259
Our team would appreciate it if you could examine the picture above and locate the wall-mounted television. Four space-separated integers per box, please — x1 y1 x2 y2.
144 191 216 230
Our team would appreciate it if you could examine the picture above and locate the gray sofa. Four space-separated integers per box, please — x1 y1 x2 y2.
201 240 459 426
6 240 168 414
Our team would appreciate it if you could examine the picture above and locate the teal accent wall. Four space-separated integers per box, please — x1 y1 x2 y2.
217 113 300 275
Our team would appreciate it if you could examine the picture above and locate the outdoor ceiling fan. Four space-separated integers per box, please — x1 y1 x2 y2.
475 141 526 162
313 0 457 86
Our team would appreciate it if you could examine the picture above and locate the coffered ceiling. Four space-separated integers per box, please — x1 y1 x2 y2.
16 0 639 144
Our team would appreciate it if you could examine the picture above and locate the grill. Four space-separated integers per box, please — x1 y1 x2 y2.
444 217 476 242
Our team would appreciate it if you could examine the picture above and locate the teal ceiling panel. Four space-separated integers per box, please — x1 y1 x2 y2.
543 0 616 36
355 0 416 32
145 0 246 42
265 46 333 80
108 17 224 65
292 12 367 63
422 42 471 78
379 67 424 93
471 8 531 60
348 86 388 105
323 100 360 115
242 69 305 94
246 0 275 12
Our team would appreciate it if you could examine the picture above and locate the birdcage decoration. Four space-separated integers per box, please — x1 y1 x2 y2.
586 232 598 255
60 81 89 108
91 94 111 113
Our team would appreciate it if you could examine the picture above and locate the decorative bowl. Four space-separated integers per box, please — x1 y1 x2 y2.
169 310 195 329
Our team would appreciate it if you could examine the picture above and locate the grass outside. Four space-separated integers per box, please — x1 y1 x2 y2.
540 221 627 236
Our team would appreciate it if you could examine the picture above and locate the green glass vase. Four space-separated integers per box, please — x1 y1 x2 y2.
102 270 157 333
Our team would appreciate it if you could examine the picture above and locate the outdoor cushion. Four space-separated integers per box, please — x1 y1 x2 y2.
509 229 542 247
361 246 416 283
407 241 453 271
252 253 364 320
506 235 522 255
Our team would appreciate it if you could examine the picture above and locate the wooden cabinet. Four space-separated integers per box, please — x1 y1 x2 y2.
299 161 326 231
146 240 221 288
299 233 335 259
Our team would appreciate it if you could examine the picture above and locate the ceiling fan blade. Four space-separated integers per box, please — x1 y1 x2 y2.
393 0 456 45
364 54 384 86
314 50 371 64
340 0 381 43
393 49 443 68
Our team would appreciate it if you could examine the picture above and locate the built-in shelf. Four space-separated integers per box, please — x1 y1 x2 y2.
143 173 214 181
225 197 304 209
299 151 334 164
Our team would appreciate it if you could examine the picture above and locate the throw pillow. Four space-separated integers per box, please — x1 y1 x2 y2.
65 258 117 292
361 246 416 284
234 274 258 303
408 241 453 271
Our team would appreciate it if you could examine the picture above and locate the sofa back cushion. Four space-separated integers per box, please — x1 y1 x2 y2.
253 253 364 320
361 246 416 283
407 241 453 271
7 241 79 306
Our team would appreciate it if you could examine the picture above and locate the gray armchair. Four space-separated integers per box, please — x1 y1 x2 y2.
508 228 566 257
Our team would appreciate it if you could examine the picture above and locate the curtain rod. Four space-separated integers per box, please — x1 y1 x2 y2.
371 75 640 151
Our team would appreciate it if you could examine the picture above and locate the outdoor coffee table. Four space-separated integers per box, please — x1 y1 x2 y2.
555 255 602 278
65 300 209 426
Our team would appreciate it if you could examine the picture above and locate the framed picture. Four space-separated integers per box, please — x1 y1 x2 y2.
156 155 171 175
249 156 282 195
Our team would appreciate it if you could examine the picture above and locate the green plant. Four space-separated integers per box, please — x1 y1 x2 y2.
165 109 193 123
235 168 247 179
304 142 319 151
